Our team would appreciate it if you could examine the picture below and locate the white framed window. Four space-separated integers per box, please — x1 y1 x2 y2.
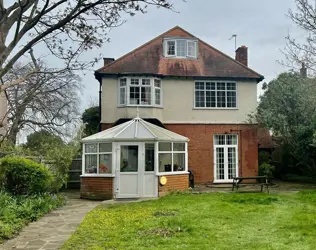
118 77 162 107
158 142 187 173
164 38 198 58
83 143 113 175
194 81 237 108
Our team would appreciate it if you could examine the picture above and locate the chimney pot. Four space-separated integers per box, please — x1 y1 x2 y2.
103 57 115 66
235 46 248 66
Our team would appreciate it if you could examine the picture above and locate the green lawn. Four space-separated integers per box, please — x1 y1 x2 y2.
62 191 316 250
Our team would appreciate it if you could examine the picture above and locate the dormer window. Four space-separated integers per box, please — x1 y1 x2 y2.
164 38 198 58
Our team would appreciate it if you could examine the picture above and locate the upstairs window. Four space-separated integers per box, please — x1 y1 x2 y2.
119 77 162 107
164 38 198 58
195 81 237 108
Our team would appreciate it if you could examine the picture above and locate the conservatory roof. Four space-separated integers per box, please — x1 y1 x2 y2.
82 117 189 142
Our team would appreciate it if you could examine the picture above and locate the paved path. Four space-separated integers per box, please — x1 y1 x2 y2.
0 192 100 250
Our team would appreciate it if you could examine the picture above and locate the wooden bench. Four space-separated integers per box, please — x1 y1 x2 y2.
232 176 270 193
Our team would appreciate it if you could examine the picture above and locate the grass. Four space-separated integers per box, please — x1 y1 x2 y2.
62 191 316 250
0 192 65 243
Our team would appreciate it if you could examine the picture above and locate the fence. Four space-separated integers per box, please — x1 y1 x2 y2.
67 158 82 189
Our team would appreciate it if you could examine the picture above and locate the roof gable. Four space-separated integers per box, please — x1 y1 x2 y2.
97 26 263 81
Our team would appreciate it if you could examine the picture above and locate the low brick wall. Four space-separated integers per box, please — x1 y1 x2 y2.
158 174 189 196
81 177 113 200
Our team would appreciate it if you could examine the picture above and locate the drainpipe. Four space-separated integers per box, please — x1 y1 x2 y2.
98 80 102 132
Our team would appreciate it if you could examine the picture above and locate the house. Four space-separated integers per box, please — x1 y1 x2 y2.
0 91 7 138
81 26 264 200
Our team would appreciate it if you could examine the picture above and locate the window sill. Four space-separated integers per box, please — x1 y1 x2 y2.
156 172 189 176
213 180 234 184
118 105 163 109
80 174 115 178
193 107 239 110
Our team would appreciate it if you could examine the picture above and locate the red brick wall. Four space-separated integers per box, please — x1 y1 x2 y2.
81 177 113 200
101 123 113 131
165 124 258 184
158 174 189 196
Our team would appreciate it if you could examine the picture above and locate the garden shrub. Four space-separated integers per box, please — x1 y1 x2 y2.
259 162 275 178
0 156 53 195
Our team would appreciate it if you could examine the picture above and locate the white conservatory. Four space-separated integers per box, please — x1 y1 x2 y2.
80 116 189 200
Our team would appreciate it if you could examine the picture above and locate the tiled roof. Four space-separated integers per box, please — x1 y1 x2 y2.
96 26 263 81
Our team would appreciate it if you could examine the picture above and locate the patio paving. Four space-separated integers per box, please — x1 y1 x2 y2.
0 191 100 250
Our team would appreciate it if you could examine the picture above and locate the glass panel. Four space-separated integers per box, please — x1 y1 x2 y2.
173 143 185 151
130 79 139 85
129 86 140 105
99 154 112 174
159 153 172 172
217 91 226 108
227 135 238 145
206 91 211 107
173 153 185 171
119 87 126 105
120 145 138 172
154 79 161 88
167 41 175 55
210 91 216 107
195 82 205 90
85 155 97 173
141 86 151 105
142 79 151 85
187 41 196 57
216 147 225 180
99 143 112 153
227 91 236 108
227 82 236 90
177 40 186 57
145 144 155 171
85 143 97 153
217 82 226 90
120 78 126 86
214 135 226 145
155 88 161 105
210 82 216 90
159 142 171 151
228 147 237 179
195 90 205 107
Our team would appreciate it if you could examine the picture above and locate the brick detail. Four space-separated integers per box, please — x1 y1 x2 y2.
158 174 189 196
81 177 113 200
165 124 258 184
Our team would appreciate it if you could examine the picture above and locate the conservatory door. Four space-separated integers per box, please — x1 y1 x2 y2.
115 143 157 198
213 135 238 183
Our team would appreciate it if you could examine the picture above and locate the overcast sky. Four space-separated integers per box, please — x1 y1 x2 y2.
79 0 301 110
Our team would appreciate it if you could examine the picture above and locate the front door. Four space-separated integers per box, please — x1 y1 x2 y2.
115 142 157 198
214 135 238 182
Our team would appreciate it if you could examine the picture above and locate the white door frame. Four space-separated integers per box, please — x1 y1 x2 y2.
213 135 238 183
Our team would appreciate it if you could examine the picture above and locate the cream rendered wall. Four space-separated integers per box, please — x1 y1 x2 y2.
101 78 257 124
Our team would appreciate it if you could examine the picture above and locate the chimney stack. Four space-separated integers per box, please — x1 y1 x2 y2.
235 46 248 66
103 58 115 66
300 62 307 78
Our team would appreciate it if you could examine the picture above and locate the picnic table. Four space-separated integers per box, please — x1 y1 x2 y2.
232 176 270 193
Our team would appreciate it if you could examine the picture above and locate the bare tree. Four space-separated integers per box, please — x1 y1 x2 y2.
3 60 81 144
0 0 174 92
285 0 316 73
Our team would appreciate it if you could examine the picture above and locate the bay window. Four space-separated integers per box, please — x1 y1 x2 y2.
164 38 198 58
118 77 162 107
84 143 112 174
195 81 237 108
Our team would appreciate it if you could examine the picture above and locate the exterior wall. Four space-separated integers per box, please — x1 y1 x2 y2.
81 177 113 200
158 174 189 196
101 78 257 124
0 91 7 137
165 124 258 184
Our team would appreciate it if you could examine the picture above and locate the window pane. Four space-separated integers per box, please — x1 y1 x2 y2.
99 154 112 174
177 40 186 57
217 82 226 90
155 88 161 105
210 82 216 90
217 91 226 108
159 153 172 172
227 135 238 145
131 79 139 85
227 82 236 90
145 144 155 171
227 91 236 108
173 153 185 171
142 79 150 85
214 135 226 145
167 41 175 55
195 82 205 90
159 142 171 151
119 87 126 105
154 79 161 88
85 155 97 173
120 78 126 86
173 143 185 151
211 91 216 107
206 82 212 90
85 143 97 153
228 147 237 179
120 145 138 172
206 91 211 107
130 86 140 105
187 41 196 57
216 147 225 180
195 90 205 107
141 86 151 105
99 143 112 153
